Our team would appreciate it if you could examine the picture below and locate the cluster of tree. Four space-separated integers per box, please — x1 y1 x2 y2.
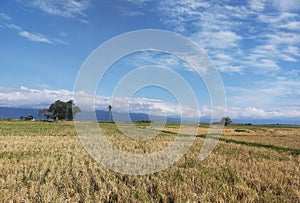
39 100 81 121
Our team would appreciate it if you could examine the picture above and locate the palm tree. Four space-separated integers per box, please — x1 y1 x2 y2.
108 105 112 121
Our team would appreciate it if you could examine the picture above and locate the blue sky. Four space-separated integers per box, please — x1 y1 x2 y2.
0 0 300 123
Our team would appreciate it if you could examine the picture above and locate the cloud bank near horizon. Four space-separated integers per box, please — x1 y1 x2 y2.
0 86 299 122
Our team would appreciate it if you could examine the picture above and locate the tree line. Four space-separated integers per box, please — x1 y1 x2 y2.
39 100 81 121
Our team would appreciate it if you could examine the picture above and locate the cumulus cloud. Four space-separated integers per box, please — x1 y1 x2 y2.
0 86 201 118
1 86 299 121
75 92 202 119
0 86 74 108
228 106 300 120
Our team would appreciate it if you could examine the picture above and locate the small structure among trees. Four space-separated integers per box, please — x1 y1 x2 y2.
39 100 81 121
24 115 34 121
20 115 34 121
221 117 233 126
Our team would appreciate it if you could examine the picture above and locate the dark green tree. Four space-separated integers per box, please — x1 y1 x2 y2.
49 100 67 121
40 100 81 121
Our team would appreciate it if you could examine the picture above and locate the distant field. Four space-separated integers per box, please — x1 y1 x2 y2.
0 121 299 202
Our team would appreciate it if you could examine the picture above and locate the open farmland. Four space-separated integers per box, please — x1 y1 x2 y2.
0 121 299 202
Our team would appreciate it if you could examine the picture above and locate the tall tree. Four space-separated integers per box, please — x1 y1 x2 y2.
49 100 67 121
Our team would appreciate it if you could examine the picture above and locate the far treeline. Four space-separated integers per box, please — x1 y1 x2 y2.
39 100 81 121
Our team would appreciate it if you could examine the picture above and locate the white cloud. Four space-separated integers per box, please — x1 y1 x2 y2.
257 12 299 25
285 46 300 57
0 86 199 118
245 58 281 72
1 86 299 121
193 30 242 50
126 0 152 4
158 0 248 74
249 0 266 11
18 30 53 44
226 76 300 109
5 24 21 31
266 32 300 45
28 0 90 18
249 0 300 12
0 12 11 21
156 0 300 75
215 53 233 61
273 0 300 12
0 86 74 108
119 51 198 72
158 0 210 33
80 19 89 24
247 10 300 69
228 106 300 120
77 94 201 119
4 23 66 44
121 10 144 17
279 21 300 30
218 65 244 73
116 0 153 17
243 30 300 71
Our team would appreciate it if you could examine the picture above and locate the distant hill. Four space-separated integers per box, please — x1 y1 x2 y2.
0 107 181 122
0 107 42 120
1 107 298 124
75 109 182 122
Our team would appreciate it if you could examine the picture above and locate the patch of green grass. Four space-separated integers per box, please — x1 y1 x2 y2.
193 133 300 156
0 120 77 136
219 138 300 155
227 123 300 130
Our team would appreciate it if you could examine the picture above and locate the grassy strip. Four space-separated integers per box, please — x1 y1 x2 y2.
195 134 300 155
160 130 300 156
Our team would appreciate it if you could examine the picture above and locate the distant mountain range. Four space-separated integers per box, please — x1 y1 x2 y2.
0 107 181 122
0 107 299 124
0 107 43 120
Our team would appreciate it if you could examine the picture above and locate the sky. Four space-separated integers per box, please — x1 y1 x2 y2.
0 0 300 123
